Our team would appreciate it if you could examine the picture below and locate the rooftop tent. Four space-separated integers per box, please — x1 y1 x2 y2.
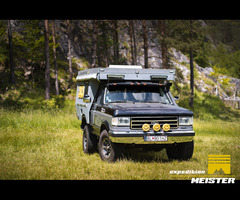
76 65 175 82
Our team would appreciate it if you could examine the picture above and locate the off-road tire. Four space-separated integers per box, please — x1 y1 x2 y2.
82 125 97 154
98 130 121 162
166 140 194 161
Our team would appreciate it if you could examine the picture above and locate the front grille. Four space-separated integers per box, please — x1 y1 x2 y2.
131 116 178 130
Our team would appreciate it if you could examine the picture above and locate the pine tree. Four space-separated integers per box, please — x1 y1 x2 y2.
13 20 45 89
169 20 203 109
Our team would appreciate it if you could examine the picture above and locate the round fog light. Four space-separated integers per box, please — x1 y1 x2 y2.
163 124 170 132
142 123 150 132
153 123 161 131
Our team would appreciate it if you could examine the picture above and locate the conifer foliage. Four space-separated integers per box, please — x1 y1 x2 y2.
0 20 240 107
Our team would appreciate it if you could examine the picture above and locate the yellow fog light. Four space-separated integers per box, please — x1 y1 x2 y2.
142 123 150 132
163 124 170 132
153 123 161 132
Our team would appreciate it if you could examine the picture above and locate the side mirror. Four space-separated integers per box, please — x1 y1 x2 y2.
174 96 179 101
83 95 91 103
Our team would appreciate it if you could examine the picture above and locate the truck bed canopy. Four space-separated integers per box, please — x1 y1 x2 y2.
76 65 175 82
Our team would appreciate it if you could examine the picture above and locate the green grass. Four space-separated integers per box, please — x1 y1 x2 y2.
177 90 240 121
0 106 239 180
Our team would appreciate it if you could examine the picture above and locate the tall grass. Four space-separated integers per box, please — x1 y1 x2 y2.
172 86 240 121
0 105 239 180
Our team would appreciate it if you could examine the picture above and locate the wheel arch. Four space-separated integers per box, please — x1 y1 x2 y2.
81 115 87 129
100 120 110 133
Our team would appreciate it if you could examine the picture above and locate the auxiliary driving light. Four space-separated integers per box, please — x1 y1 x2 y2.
153 123 161 132
163 124 170 132
142 123 150 132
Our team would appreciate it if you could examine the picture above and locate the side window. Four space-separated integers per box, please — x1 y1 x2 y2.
96 87 105 105
84 82 89 97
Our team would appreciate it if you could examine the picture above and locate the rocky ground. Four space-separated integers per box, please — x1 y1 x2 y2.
170 48 240 100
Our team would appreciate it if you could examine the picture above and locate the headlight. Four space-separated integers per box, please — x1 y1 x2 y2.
179 116 193 126
112 117 130 126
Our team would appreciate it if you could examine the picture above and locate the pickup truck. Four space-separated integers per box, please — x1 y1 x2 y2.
75 65 195 162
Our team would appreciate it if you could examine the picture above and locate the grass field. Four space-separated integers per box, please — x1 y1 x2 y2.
0 107 239 180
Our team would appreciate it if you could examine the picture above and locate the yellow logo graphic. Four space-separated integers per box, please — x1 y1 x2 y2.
153 123 161 132
78 86 85 99
163 124 170 132
142 123 150 132
208 155 231 174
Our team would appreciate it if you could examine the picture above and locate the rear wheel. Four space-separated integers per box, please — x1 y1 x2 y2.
82 125 97 154
166 141 194 161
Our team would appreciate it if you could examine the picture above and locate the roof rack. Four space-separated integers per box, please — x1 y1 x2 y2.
108 65 142 69
76 65 175 82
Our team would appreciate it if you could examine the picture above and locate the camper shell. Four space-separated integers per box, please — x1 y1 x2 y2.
75 65 195 162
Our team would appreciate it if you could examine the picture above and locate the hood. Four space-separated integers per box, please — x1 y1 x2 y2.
104 103 193 117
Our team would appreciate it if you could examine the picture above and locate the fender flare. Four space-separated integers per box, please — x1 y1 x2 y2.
81 115 87 129
100 120 110 133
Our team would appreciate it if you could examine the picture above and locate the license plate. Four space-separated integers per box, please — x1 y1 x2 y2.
144 136 167 142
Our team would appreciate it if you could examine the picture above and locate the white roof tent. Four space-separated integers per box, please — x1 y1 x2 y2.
76 65 175 82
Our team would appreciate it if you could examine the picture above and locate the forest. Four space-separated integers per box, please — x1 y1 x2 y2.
1 20 240 109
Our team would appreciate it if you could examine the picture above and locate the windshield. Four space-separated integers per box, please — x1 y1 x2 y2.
104 85 172 104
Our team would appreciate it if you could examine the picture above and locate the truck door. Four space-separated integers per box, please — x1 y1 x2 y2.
91 87 105 128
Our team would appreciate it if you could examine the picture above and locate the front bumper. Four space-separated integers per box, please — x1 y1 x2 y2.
108 127 195 144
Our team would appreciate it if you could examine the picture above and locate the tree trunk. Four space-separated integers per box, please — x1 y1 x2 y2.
189 49 194 109
113 20 119 64
189 21 194 109
101 21 110 67
142 20 148 68
129 20 137 65
129 20 134 65
52 20 59 95
91 20 97 68
158 20 169 69
44 20 50 100
8 20 15 85
67 20 73 79
132 20 137 65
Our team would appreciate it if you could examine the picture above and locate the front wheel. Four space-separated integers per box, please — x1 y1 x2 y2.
98 130 121 162
166 141 194 161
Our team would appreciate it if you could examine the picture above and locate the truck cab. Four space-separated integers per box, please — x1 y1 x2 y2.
76 65 195 162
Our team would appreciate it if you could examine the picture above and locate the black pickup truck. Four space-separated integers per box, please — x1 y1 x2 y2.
76 65 195 162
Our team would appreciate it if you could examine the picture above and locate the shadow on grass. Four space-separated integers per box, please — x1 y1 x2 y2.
120 147 170 163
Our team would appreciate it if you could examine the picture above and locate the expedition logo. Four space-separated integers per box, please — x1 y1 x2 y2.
191 155 235 184
170 155 235 184
208 155 231 174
